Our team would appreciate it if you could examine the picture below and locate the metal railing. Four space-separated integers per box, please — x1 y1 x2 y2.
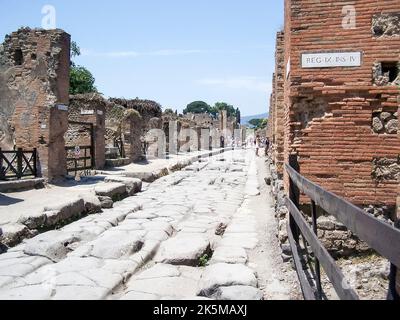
286 160 400 300
0 148 38 180
66 145 94 174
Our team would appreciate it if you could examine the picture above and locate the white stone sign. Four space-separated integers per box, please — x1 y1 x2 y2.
57 104 68 111
301 52 362 68
81 109 95 115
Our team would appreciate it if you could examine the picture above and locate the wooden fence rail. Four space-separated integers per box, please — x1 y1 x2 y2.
285 162 400 300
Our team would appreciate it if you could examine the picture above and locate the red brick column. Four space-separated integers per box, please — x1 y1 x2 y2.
0 28 70 180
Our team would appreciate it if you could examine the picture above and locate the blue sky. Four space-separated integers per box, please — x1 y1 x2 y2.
0 0 284 116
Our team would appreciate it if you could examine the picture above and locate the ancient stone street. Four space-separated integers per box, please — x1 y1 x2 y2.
0 149 298 300
1 0 399 303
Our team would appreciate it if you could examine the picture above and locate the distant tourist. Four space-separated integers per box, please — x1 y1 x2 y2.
255 135 261 157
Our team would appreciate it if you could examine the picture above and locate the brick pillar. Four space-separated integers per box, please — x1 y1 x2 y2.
0 28 70 180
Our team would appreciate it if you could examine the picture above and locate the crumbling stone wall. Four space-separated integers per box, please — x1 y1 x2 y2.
372 110 399 134
162 112 227 152
109 98 162 135
0 28 70 180
372 13 400 37
67 93 106 169
104 101 142 162
269 31 285 176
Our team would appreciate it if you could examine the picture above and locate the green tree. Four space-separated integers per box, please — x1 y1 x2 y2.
69 41 97 94
249 118 268 129
70 66 97 95
211 102 238 117
183 101 212 114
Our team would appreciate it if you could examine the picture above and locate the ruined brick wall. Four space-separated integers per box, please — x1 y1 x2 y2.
271 31 285 175
109 98 162 136
283 0 400 210
0 28 70 180
104 102 142 162
68 94 106 169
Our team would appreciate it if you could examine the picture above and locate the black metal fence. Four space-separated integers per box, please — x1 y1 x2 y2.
66 145 94 174
286 160 400 300
0 148 38 180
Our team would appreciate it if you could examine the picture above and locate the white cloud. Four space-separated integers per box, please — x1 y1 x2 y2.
81 48 203 58
198 76 271 92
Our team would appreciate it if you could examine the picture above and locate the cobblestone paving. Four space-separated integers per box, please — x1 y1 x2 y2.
0 149 268 300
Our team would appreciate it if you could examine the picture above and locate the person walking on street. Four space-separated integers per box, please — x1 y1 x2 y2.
255 135 261 157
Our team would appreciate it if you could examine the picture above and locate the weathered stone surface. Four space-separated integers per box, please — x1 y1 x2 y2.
0 224 34 247
385 119 399 134
155 235 211 266
372 13 400 37
104 176 142 195
198 263 257 297
380 112 392 121
124 172 157 183
42 198 85 227
136 263 181 280
83 231 145 259
0 285 53 300
98 196 114 209
95 183 127 198
372 117 384 132
125 265 202 299
213 286 264 300
219 234 259 250
23 231 81 262
142 221 174 235
0 178 45 193
210 246 248 264
318 216 335 231
81 194 102 214
121 291 159 300
52 285 110 300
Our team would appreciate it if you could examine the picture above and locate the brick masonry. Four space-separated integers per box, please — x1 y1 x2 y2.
268 0 400 259
280 0 400 210
68 94 106 169
0 28 70 180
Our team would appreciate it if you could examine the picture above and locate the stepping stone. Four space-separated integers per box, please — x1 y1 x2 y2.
198 263 257 297
155 234 211 266
95 183 126 198
104 176 142 195
23 231 81 262
80 231 144 259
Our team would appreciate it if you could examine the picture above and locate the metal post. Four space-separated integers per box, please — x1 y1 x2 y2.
0 148 4 180
288 154 301 242
388 219 400 300
311 200 322 300
90 124 95 169
33 148 38 177
17 148 23 179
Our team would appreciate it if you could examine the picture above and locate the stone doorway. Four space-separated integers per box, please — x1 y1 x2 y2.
65 121 95 175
